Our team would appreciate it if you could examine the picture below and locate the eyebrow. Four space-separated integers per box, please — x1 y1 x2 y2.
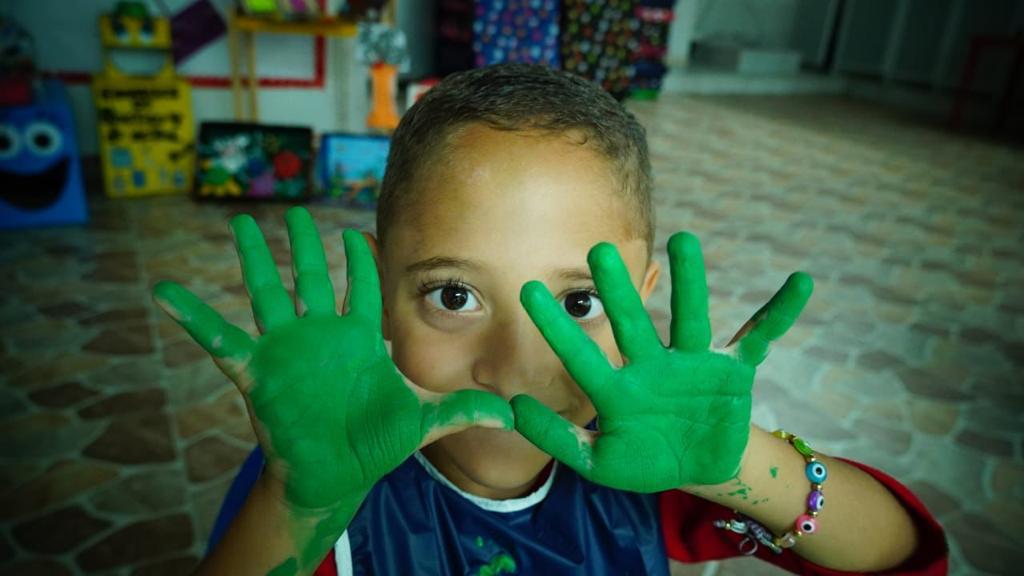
554 268 594 283
406 257 593 284
405 256 482 274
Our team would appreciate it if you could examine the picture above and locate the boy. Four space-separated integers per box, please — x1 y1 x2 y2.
155 64 946 575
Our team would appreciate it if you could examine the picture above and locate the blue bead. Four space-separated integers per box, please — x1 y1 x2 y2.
806 461 828 484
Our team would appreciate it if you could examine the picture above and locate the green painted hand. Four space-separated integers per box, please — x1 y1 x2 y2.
153 208 513 513
512 232 812 492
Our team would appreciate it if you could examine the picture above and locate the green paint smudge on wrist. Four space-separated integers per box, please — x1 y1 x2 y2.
770 466 779 478
267 557 297 576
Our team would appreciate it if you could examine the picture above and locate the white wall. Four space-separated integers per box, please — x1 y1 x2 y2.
396 0 435 79
691 0 800 48
666 0 804 69
667 0 701 66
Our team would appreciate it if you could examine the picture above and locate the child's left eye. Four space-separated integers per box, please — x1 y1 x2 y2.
560 291 604 321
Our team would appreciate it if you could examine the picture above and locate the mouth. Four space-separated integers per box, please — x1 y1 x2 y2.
0 158 70 211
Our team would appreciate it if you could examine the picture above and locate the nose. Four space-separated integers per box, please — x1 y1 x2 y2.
471 307 563 399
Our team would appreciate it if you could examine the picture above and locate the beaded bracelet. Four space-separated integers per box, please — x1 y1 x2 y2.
713 429 828 555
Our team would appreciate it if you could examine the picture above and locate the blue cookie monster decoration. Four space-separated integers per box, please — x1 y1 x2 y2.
0 80 87 229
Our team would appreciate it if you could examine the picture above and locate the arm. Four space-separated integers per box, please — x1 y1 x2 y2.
511 232 928 573
685 425 918 571
154 208 512 575
196 474 360 576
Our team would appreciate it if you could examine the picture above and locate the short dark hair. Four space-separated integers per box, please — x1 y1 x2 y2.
376 63 653 253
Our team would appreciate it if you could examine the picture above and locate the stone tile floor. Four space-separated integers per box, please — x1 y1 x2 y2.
1 95 1022 575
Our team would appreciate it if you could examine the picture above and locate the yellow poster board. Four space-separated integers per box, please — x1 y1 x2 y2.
93 76 194 197
92 14 194 198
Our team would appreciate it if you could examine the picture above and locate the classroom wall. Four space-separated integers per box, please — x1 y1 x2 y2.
690 0 801 48
666 0 805 68
7 0 435 155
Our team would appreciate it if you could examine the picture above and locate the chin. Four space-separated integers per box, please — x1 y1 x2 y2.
428 427 553 495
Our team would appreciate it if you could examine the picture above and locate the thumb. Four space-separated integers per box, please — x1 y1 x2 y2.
510 394 596 478
417 389 514 448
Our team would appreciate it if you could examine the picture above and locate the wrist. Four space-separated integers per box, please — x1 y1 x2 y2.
255 470 367 523
678 423 757 494
253 472 365 570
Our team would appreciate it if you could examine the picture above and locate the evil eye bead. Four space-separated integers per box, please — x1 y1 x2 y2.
805 460 828 484
792 437 814 457
807 490 825 512
796 514 818 535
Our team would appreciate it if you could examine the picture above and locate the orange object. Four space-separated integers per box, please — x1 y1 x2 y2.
367 62 400 131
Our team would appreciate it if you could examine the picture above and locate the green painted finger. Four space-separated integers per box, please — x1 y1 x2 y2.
588 243 662 361
520 281 615 408
341 229 382 324
668 232 712 352
285 207 336 316
736 272 814 366
231 215 295 332
152 281 254 363
420 389 514 442
510 394 594 477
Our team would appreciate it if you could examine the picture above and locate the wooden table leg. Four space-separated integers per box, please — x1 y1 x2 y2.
246 31 259 121
229 10 242 120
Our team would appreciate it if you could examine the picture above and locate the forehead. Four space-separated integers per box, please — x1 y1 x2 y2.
383 125 638 275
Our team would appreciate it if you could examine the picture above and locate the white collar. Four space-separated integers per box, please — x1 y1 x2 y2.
412 450 557 513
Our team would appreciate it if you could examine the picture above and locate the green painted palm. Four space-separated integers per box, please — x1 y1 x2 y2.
153 208 513 513
513 233 812 492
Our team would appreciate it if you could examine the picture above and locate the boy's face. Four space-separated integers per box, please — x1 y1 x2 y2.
375 125 660 499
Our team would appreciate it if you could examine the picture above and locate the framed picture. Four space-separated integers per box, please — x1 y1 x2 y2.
195 121 313 200
317 132 390 209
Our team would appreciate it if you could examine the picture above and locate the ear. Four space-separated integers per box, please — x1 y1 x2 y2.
362 231 392 341
638 258 661 304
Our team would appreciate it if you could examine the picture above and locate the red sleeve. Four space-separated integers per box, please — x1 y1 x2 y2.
658 458 948 575
315 550 337 576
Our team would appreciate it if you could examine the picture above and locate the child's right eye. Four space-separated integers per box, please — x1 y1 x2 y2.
425 284 481 313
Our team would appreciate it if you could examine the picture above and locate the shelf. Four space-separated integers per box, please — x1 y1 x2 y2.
233 14 358 37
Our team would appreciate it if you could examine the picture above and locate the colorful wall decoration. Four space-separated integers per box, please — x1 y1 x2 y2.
472 0 561 68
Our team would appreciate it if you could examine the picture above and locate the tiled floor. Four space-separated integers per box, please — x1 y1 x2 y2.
1 94 1022 575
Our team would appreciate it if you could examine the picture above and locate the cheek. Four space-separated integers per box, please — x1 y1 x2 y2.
390 314 475 394
591 323 624 367
560 323 621 425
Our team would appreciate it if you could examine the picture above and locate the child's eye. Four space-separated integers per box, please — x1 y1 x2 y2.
560 290 604 321
425 283 481 313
